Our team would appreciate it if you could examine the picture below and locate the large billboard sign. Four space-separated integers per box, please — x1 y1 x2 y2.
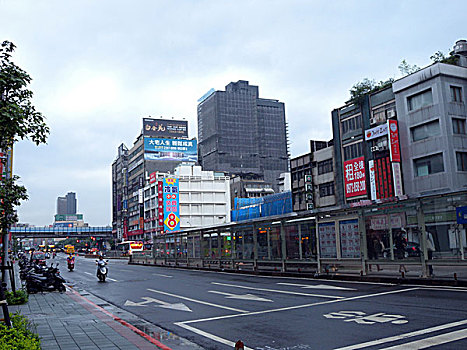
143 118 188 138
388 120 401 162
365 123 388 141
163 178 180 232
144 137 197 162
344 156 367 198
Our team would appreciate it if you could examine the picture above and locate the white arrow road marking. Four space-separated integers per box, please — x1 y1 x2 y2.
152 273 173 278
208 291 273 302
124 296 192 312
278 282 356 291
211 282 344 299
147 288 248 313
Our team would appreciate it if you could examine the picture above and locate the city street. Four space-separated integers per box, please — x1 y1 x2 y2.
51 253 467 350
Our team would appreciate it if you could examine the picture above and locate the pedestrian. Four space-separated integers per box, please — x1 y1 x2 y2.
394 230 408 273
426 231 435 277
367 234 382 272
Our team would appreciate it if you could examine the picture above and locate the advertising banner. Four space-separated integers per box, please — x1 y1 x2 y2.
365 123 388 141
143 118 188 138
339 219 361 259
388 120 401 162
157 181 164 233
368 160 377 201
163 178 180 232
344 156 367 198
375 156 394 199
144 137 197 162
392 162 404 197
149 172 157 184
318 222 337 258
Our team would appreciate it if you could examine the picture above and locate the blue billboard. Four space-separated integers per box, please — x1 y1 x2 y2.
163 178 180 232
144 137 197 162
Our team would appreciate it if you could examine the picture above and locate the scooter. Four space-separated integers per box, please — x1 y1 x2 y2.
96 259 109 282
67 260 75 271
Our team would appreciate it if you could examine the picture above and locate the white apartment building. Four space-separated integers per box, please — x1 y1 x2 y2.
143 164 231 235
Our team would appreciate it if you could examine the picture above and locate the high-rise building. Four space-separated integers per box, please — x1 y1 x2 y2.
66 192 76 215
56 196 67 215
197 80 289 192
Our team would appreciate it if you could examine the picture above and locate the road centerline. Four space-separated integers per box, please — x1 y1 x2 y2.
211 282 344 299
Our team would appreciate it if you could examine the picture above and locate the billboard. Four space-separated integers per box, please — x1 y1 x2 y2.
144 137 197 162
163 178 180 232
344 156 367 198
54 222 74 228
365 123 388 141
388 120 401 162
143 118 188 138
368 160 377 201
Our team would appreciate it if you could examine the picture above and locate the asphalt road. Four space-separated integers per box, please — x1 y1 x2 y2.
53 253 467 350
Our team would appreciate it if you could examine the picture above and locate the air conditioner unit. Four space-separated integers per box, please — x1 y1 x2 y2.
370 117 377 124
387 109 396 118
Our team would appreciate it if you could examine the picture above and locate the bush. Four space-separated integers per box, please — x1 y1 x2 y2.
6 289 28 305
0 313 40 350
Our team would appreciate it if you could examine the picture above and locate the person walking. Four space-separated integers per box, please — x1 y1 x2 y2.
394 230 408 273
426 231 435 277
368 234 383 272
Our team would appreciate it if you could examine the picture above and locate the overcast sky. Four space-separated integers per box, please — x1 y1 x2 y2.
1 0 465 226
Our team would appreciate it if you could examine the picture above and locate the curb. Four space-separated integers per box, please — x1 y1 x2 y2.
66 286 172 350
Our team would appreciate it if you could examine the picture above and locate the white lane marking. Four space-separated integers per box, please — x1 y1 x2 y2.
147 288 248 313
378 328 467 350
152 273 173 278
107 277 118 282
175 322 255 350
84 272 93 276
208 291 273 302
124 297 192 312
333 318 467 350
181 287 420 325
278 282 356 291
211 282 344 299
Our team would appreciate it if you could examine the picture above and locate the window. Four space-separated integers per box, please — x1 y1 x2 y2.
317 159 333 175
341 115 362 134
343 142 363 161
457 152 467 171
414 153 444 176
452 118 466 134
407 89 433 111
411 120 440 142
450 86 463 102
319 182 335 197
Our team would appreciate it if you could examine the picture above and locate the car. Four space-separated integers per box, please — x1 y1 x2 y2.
383 241 421 258
32 251 47 265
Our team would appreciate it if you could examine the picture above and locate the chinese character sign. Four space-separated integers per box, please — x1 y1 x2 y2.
344 156 367 198
143 118 188 138
388 120 401 162
339 219 361 259
163 178 180 232
143 137 197 162
318 223 337 258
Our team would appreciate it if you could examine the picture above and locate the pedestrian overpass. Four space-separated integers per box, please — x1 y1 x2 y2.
10 226 113 239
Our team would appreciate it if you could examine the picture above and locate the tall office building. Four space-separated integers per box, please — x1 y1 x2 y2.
66 192 77 215
56 196 67 215
197 80 289 192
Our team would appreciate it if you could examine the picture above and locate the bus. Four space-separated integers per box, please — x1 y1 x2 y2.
117 241 144 256
65 245 75 254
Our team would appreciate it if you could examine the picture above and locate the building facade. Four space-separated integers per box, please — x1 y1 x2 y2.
111 143 129 240
56 192 77 216
197 80 289 192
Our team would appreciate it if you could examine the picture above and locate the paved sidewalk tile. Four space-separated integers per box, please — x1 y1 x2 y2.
14 291 164 350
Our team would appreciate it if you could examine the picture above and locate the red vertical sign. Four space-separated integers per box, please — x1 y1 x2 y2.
388 120 401 162
157 181 164 234
344 156 367 198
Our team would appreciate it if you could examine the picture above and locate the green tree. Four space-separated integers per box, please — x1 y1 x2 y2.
398 59 420 76
0 40 49 278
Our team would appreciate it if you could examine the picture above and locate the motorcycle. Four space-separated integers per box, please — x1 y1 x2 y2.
96 259 109 282
67 260 75 271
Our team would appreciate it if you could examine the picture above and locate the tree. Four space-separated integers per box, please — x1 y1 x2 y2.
348 78 394 106
398 59 420 76
0 40 49 280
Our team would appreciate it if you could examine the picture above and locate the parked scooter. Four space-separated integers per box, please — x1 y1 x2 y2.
96 257 109 282
23 263 66 293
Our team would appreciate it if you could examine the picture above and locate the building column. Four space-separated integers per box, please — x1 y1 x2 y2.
359 210 368 275
417 201 428 278
280 221 287 272
298 224 303 260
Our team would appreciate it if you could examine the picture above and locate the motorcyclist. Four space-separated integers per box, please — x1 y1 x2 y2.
67 253 75 265
96 254 108 280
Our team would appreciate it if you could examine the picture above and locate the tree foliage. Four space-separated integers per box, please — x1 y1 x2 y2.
398 59 420 76
348 78 394 106
0 40 49 248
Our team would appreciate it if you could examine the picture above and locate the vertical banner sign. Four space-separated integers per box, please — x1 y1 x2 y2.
388 120 401 162
149 172 157 184
368 160 377 201
343 156 367 198
392 162 404 197
163 178 180 232
157 181 164 234
318 222 337 258
339 219 361 259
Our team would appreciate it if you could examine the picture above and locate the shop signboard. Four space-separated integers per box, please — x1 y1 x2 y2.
375 156 394 199
339 219 361 259
368 160 377 201
365 123 388 141
392 162 404 197
456 206 467 224
387 120 401 162
144 137 197 162
163 178 180 232
143 118 188 138
370 215 387 230
149 172 157 184
318 222 337 258
157 181 164 233
344 156 367 198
